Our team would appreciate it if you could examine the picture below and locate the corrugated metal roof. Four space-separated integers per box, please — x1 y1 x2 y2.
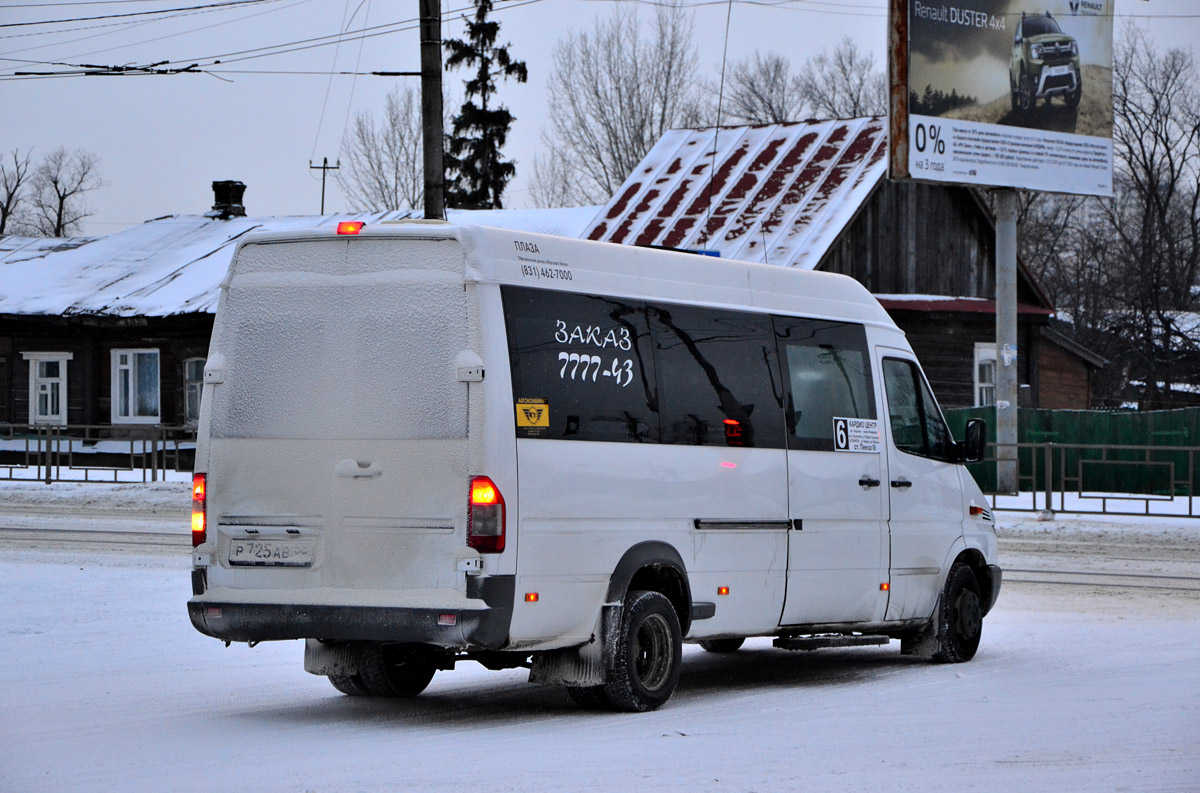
583 117 887 270
0 206 597 318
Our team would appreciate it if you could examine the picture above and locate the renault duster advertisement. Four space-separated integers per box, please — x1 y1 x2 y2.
893 0 1113 196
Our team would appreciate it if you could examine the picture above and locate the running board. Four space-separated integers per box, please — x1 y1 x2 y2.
773 634 890 651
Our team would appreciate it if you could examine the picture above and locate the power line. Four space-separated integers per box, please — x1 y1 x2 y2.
0 1 200 7
0 0 281 28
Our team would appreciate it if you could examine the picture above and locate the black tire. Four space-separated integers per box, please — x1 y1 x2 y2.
1010 80 1019 112
328 673 371 696
357 644 437 697
565 685 611 710
603 590 683 712
698 637 744 654
932 562 983 663
1066 80 1082 109
1019 73 1035 113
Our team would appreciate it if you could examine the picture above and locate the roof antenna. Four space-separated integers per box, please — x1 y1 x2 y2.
702 0 735 248
760 224 769 266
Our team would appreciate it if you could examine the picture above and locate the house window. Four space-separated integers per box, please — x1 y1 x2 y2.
184 357 206 425
22 352 72 425
112 349 160 423
974 343 997 407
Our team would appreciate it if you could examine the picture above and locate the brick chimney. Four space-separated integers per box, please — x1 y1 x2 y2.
210 181 246 219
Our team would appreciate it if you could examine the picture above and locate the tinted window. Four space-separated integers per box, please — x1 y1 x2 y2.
650 303 784 448
883 358 952 460
776 318 876 452
503 286 658 442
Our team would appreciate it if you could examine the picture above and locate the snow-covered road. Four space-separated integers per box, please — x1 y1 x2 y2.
2 522 1198 792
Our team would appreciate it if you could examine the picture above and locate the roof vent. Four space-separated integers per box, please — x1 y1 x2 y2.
210 181 246 219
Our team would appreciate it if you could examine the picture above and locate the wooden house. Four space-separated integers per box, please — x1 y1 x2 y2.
583 118 1104 409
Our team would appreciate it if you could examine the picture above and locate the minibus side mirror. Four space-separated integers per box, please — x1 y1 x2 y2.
962 418 987 464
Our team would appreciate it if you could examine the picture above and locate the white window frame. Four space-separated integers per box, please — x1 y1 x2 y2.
22 352 72 425
111 348 161 424
974 343 998 407
183 356 206 426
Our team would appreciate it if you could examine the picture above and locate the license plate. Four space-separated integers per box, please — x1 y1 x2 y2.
228 537 314 567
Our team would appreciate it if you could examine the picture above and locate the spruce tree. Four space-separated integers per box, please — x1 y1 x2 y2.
444 0 527 209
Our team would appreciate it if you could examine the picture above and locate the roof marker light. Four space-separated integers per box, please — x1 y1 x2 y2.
717 586 730 596
337 221 365 235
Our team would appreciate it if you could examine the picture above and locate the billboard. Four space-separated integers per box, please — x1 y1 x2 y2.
889 0 1113 196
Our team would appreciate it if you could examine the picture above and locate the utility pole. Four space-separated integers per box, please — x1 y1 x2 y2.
994 188 1019 494
309 157 340 214
419 0 445 220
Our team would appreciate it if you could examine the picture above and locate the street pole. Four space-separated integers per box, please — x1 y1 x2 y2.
994 188 1019 494
309 157 340 215
419 0 445 221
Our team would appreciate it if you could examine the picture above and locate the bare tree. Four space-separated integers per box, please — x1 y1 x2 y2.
529 150 578 209
0 148 32 235
796 36 888 119
337 86 424 212
717 51 806 125
535 2 698 206
29 147 102 237
1021 30 1200 408
1100 29 1200 407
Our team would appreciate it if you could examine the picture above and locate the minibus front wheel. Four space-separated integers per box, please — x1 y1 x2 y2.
603 590 684 712
932 562 983 663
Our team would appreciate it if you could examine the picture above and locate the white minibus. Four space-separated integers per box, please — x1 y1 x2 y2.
188 221 1001 711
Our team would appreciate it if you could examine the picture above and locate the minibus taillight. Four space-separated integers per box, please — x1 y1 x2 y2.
192 473 207 547
467 476 505 553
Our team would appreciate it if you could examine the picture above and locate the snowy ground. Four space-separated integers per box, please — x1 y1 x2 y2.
1 483 1198 792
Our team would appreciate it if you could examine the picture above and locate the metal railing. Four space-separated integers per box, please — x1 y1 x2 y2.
974 441 1200 518
0 423 197 483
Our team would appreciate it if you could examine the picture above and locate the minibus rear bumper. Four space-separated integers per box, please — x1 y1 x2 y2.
187 576 514 650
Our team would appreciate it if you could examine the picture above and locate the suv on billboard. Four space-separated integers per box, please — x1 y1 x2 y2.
1009 12 1082 113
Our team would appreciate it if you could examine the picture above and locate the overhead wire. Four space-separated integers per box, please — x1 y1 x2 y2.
340 0 373 152
309 0 357 165
0 0 283 28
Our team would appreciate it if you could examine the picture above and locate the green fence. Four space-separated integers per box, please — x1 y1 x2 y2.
944 407 1200 496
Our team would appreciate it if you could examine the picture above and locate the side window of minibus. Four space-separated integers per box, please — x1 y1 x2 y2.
649 303 785 449
775 318 876 451
882 357 952 461
502 285 659 443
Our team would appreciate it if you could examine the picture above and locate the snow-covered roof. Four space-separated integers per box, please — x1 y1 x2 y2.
583 117 887 270
0 206 598 318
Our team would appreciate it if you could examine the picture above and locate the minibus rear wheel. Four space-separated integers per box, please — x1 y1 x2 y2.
565 684 611 709
358 643 437 697
603 590 683 712
932 562 983 663
328 673 371 696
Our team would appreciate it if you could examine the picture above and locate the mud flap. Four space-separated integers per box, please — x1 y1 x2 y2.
528 603 621 686
900 597 940 658
304 639 361 676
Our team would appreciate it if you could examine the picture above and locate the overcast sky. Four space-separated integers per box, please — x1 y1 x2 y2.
2 0 1195 235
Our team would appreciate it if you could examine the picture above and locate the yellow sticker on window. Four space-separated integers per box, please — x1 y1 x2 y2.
516 398 549 428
